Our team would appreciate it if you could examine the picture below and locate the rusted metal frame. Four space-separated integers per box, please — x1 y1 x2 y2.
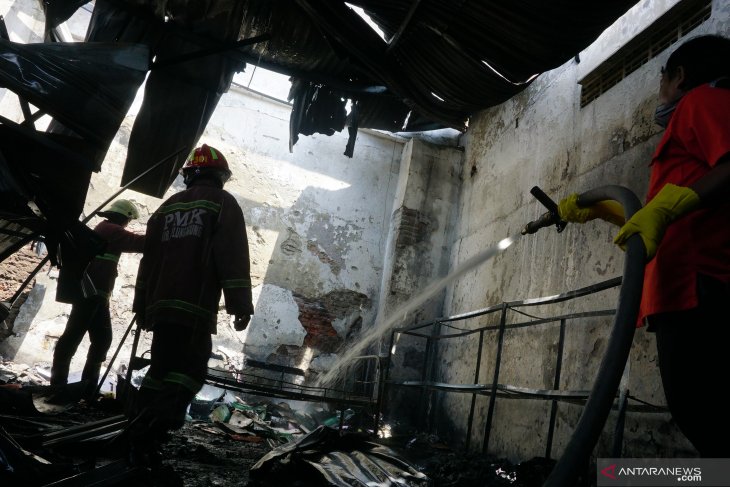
395 277 622 334
425 321 442 433
94 315 137 397
482 303 507 453
386 0 422 53
545 318 566 459
338 405 346 432
204 373 374 408
20 108 46 127
82 146 187 225
396 303 503 333
294 0 467 131
42 418 128 447
508 276 622 309
374 330 397 436
0 227 34 239
122 326 143 400
417 335 433 429
387 381 664 413
401 309 615 340
465 328 485 451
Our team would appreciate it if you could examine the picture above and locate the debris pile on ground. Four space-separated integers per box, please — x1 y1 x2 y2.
0 358 49 386
249 425 431 487
417 452 555 487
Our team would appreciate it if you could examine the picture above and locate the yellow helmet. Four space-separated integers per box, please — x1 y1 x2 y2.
105 199 139 219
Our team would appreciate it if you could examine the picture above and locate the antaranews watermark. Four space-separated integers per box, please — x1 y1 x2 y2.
597 458 730 486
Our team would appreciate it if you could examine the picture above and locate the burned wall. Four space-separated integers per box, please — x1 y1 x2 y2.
429 0 730 462
377 138 464 420
0 0 407 383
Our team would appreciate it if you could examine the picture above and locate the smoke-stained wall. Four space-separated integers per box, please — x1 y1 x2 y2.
0 0 413 383
431 0 730 461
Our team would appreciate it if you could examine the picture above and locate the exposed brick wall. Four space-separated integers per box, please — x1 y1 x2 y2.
292 289 371 354
393 206 430 248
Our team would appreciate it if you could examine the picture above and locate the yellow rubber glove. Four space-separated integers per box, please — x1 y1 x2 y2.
614 183 700 259
558 194 626 226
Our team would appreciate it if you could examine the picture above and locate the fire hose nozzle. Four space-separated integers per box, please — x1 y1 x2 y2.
521 186 567 235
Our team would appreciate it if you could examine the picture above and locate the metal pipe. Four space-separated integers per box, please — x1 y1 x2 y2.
544 185 644 486
465 329 485 451
545 318 566 459
374 331 397 436
483 303 508 453
94 315 137 397
417 337 432 429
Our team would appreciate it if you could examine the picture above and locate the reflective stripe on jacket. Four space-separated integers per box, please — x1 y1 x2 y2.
133 180 254 332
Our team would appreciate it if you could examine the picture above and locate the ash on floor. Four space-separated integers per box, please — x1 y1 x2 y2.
159 422 271 487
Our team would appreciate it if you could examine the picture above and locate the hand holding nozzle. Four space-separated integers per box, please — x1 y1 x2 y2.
521 186 568 235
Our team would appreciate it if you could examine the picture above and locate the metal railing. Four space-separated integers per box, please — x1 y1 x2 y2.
380 276 666 458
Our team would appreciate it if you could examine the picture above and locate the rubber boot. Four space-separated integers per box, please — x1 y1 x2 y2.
50 362 70 386
81 361 102 388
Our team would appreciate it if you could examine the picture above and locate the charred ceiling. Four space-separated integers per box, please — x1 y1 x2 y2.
0 0 639 270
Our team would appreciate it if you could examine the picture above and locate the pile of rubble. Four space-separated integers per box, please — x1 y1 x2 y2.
0 357 50 386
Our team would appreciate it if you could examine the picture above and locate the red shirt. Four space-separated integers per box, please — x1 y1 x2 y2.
639 83 730 324
86 220 145 297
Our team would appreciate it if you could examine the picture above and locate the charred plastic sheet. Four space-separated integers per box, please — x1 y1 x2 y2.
0 39 149 170
250 425 430 487
26 0 643 194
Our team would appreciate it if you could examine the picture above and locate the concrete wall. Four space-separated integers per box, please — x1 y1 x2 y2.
427 0 730 461
3 82 408 381
376 138 463 417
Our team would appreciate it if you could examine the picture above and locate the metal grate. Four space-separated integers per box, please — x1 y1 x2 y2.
579 0 712 107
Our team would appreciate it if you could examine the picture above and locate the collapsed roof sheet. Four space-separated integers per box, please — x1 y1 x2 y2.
5 0 641 200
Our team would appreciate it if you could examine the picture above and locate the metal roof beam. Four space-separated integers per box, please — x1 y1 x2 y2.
386 0 422 53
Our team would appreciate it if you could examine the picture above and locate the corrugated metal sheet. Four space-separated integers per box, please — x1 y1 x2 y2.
0 0 641 266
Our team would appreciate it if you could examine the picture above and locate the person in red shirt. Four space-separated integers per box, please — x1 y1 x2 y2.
560 35 730 457
51 199 145 389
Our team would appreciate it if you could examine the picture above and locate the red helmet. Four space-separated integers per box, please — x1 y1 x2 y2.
181 144 231 182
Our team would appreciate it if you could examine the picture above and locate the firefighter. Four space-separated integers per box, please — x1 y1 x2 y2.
559 35 730 457
51 199 145 389
130 144 254 464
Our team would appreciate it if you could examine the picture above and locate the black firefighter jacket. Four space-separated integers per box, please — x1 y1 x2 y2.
133 180 254 332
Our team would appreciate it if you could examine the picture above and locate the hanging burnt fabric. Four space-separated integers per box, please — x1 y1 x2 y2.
83 0 248 198
41 0 91 33
0 39 149 171
289 79 347 152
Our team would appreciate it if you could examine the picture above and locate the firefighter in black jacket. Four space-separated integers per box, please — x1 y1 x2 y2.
130 144 254 465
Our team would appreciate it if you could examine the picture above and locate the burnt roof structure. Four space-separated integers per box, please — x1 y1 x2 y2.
0 0 639 275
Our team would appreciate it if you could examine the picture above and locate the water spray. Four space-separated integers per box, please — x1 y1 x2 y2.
316 233 522 387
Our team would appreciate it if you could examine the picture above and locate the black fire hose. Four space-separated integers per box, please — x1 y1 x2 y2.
522 185 645 487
